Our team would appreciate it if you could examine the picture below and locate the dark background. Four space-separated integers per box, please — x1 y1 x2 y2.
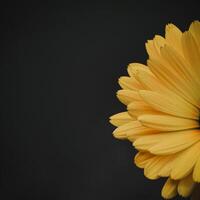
1 1 199 199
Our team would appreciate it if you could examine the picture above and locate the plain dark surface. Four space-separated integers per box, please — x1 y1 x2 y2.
1 1 199 200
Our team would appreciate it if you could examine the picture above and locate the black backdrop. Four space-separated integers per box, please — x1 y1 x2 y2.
1 1 200 200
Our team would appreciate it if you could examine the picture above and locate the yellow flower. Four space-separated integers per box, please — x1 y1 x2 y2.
110 21 200 199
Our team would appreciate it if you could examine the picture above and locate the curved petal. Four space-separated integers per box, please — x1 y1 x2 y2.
134 152 177 178
117 89 141 105
127 63 150 77
113 120 158 141
134 151 153 168
109 112 134 127
127 101 154 117
182 31 200 71
170 141 200 180
158 155 177 177
161 178 178 199
189 21 200 48
118 76 143 90
177 174 196 197
138 114 199 131
132 65 168 92
136 153 177 178
139 90 199 120
127 125 158 142
134 130 200 155
148 45 200 107
193 156 200 182
165 23 183 54
113 120 141 139
144 155 175 180
145 35 166 59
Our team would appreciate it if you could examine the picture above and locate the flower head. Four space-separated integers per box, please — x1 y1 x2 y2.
110 21 200 199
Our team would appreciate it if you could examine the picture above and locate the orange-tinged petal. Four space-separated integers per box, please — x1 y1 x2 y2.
189 21 200 48
177 174 196 197
161 178 178 199
182 31 200 70
193 156 200 182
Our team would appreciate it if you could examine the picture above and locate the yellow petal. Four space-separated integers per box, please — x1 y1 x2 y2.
134 151 153 168
182 31 200 70
161 40 200 88
109 112 134 127
112 121 141 139
134 130 200 155
158 155 177 177
160 45 200 103
146 40 157 58
133 62 192 106
146 155 177 178
113 120 157 141
149 45 200 107
139 154 177 178
139 90 199 120
153 35 166 53
145 35 165 59
193 156 200 182
117 89 141 105
127 101 153 117
118 76 142 90
189 21 200 48
144 156 170 180
132 65 166 92
165 23 183 54
138 114 199 131
171 141 200 180
127 124 158 142
178 174 196 197
127 62 152 77
161 178 178 199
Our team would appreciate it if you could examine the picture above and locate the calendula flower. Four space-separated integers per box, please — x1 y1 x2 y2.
110 21 200 199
